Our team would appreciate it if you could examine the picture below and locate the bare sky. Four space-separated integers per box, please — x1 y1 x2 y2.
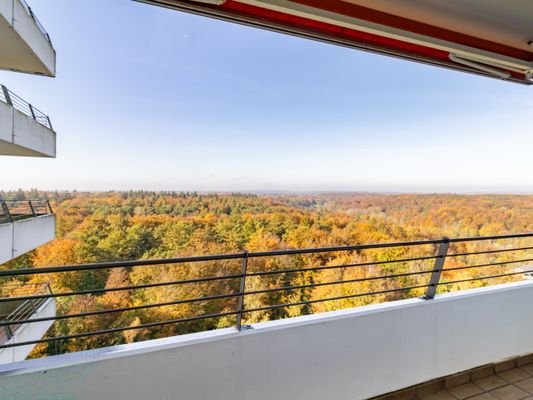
1 0 532 193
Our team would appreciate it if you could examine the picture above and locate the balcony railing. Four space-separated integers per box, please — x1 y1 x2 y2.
0 232 531 356
0 85 53 130
18 0 52 44
0 283 51 343
0 199 54 224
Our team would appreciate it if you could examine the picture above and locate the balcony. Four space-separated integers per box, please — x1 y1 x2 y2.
0 200 56 265
0 233 531 399
0 84 56 157
0 0 55 76
0 284 55 364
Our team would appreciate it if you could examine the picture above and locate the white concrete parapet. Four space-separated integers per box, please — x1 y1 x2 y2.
0 0 55 76
0 214 55 264
0 99 56 157
1 281 533 399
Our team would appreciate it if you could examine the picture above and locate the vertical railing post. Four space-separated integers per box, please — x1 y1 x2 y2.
4 324 13 340
424 237 450 299
46 116 53 131
29 299 37 313
28 200 36 216
1 201 12 223
29 104 36 119
236 250 248 331
46 200 54 214
1 85 12 105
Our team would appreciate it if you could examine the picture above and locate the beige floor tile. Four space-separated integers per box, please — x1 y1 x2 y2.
490 385 529 400
448 383 484 399
520 365 533 376
516 377 533 394
468 394 497 400
499 369 530 384
475 376 508 391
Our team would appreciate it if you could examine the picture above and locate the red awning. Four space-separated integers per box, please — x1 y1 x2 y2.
137 0 533 85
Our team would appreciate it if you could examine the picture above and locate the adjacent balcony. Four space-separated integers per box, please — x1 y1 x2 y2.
0 200 56 265
0 0 55 76
0 233 531 399
0 284 55 364
0 84 56 157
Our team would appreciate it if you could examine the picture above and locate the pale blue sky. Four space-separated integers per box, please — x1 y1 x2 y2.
1 0 532 193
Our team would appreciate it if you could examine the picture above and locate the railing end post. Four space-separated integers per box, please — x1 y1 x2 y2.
236 250 249 331
424 237 451 300
1 85 12 106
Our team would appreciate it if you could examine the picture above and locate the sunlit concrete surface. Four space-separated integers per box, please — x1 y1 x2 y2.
0 0 55 76
1 281 533 400
0 100 56 157
0 214 55 264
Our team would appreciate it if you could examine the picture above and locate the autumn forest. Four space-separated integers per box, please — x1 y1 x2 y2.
1 190 532 357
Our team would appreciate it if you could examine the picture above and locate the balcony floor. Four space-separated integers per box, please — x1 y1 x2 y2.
377 355 533 400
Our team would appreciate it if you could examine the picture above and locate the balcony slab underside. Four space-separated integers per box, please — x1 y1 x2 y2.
0 0 55 76
0 214 55 264
0 101 56 157
1 281 533 400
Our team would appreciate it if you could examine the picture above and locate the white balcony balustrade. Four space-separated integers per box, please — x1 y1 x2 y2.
0 0 55 76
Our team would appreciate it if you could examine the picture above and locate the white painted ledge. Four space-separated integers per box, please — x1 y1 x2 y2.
1 281 533 400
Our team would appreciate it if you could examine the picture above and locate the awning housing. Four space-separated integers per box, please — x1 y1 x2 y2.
136 0 533 85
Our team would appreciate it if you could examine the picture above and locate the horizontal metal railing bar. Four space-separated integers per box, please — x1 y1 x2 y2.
1 233 532 351
248 233 533 258
0 254 438 279
447 246 533 258
0 311 240 350
2 199 49 202
0 86 53 129
0 270 437 325
438 269 533 286
0 255 247 277
20 0 53 44
242 284 429 314
3 290 48 317
443 258 533 273
0 273 244 303
246 239 443 256
0 233 531 278
0 292 240 327
244 269 436 296
0 257 438 303
448 233 533 242
246 255 438 277
0 271 435 326
6 302 34 322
